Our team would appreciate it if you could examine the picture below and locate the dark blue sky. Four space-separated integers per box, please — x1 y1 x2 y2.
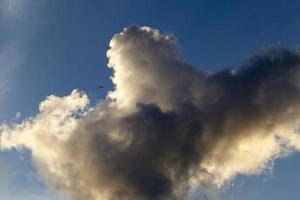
1 0 300 199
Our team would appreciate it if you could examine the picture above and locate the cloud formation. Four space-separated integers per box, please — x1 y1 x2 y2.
2 26 300 200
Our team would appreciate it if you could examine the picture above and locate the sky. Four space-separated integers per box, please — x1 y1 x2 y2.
1 0 300 200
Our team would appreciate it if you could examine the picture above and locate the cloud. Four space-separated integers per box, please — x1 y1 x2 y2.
0 80 8 97
15 112 21 119
0 0 42 107
1 26 300 200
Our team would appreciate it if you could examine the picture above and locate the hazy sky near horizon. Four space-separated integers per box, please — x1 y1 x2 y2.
1 0 300 199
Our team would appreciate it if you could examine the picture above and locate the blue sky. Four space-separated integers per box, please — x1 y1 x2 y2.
1 0 300 199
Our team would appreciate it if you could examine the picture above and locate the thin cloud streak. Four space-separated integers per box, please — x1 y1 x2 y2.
0 41 25 103
0 0 40 107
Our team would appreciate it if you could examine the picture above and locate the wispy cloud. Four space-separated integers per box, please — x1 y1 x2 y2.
0 0 33 103
0 41 24 102
0 80 9 98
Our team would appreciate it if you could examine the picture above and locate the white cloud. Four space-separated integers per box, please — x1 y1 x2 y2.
1 26 300 200
15 112 21 119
